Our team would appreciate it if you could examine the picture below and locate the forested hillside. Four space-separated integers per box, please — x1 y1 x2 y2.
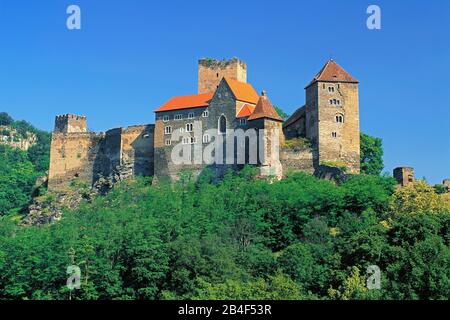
0 169 448 300
0 112 51 216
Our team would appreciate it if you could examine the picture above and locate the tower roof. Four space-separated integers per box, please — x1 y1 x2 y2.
247 91 284 122
307 59 358 87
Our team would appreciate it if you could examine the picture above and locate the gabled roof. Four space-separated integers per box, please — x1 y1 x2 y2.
307 59 358 88
283 105 305 128
247 91 283 122
236 103 256 118
155 93 213 112
224 78 259 104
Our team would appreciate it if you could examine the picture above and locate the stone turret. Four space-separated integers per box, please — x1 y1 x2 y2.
393 167 415 187
248 91 284 179
54 114 87 133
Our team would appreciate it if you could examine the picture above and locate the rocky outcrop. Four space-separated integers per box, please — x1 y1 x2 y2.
0 125 37 150
22 191 84 225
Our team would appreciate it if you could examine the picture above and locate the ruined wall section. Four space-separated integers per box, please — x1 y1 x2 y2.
280 148 315 175
48 132 104 191
120 125 155 178
48 114 155 191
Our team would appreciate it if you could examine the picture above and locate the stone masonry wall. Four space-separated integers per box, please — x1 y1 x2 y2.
48 120 155 191
280 148 315 175
48 132 104 191
316 82 360 173
198 58 247 94
54 114 87 133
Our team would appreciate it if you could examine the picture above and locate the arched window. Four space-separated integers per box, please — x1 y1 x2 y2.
335 114 344 123
219 115 226 134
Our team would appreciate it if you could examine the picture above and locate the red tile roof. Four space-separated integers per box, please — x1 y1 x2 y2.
247 91 284 122
155 93 213 112
236 103 256 118
307 59 358 87
225 78 259 104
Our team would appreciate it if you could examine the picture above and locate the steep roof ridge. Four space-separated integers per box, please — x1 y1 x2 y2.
247 91 283 122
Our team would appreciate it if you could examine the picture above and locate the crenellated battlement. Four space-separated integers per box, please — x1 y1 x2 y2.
54 114 88 133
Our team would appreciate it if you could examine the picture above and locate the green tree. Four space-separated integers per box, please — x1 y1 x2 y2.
0 112 13 126
274 106 289 120
360 133 384 175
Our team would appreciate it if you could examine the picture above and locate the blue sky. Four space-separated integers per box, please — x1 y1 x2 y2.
0 0 449 183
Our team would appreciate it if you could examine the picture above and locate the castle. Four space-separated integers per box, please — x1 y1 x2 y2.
48 58 361 191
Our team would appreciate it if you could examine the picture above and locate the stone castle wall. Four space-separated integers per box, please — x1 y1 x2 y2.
48 119 154 191
48 132 104 191
280 148 315 175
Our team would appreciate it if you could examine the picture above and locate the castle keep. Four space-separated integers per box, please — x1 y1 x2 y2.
48 58 361 191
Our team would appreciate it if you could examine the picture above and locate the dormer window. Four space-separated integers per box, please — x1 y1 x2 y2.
240 118 247 125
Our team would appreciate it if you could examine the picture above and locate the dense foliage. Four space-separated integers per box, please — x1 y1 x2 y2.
0 113 51 215
0 169 448 300
360 133 384 175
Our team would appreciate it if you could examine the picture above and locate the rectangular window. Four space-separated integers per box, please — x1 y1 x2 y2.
182 137 196 144
332 132 337 138
164 126 172 135
240 118 247 125
186 123 193 132
163 115 170 122
165 139 171 146
188 112 194 119
203 134 210 143
175 114 183 120
202 110 209 117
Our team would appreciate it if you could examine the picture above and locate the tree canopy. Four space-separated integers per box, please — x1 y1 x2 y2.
360 133 384 175
0 169 448 300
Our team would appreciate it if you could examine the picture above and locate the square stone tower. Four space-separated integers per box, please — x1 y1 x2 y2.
198 58 247 94
393 167 415 187
305 59 360 173
54 114 87 133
